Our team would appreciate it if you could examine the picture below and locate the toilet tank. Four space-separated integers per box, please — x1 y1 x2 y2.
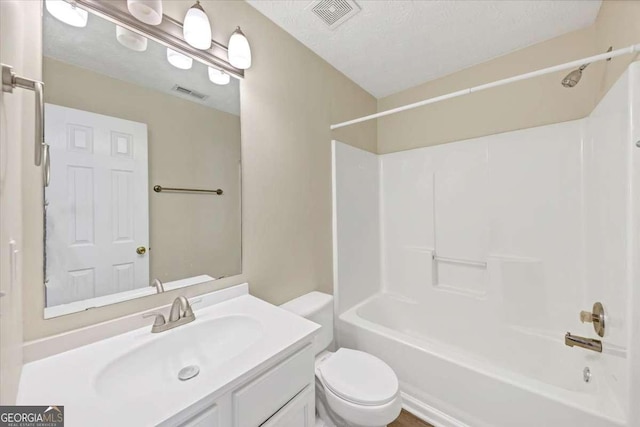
280 292 334 355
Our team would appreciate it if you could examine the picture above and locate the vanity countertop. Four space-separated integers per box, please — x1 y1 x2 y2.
17 290 320 427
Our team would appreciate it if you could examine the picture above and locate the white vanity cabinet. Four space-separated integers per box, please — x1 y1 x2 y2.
168 345 315 427
18 288 321 427
260 386 315 427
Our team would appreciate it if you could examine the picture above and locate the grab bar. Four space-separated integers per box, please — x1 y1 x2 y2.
153 185 223 195
432 254 487 268
2 64 45 167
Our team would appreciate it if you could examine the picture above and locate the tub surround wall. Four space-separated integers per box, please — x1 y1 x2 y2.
333 62 640 426
21 0 378 341
377 0 640 154
331 141 380 316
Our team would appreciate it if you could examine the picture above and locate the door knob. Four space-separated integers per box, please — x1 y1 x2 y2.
136 246 147 255
579 302 605 337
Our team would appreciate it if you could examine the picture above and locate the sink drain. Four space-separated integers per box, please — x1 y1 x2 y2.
178 365 200 381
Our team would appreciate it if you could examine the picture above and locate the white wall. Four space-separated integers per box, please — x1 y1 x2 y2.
332 141 380 316
627 62 640 425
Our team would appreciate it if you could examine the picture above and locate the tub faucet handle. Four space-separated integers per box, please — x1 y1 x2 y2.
579 311 594 323
579 302 605 337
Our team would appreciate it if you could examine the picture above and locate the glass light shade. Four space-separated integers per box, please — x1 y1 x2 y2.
228 27 251 69
127 0 163 26
208 68 230 85
183 1 212 50
166 48 193 70
45 0 88 28
116 26 148 52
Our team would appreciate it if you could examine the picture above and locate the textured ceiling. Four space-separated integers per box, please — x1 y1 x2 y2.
44 12 240 115
247 0 602 98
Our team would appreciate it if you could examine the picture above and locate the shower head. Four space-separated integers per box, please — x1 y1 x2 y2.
561 64 588 88
561 46 613 88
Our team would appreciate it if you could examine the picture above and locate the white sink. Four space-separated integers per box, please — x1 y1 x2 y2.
95 315 263 399
17 287 320 427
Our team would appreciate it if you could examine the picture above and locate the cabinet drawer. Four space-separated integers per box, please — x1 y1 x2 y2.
233 345 314 427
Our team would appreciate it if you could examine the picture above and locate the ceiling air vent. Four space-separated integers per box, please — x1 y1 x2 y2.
310 0 361 30
171 85 209 101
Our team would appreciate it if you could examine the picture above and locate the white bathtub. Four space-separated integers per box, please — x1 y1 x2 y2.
337 293 626 427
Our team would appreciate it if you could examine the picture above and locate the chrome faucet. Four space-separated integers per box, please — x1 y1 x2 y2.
143 296 196 333
150 278 164 294
565 332 602 353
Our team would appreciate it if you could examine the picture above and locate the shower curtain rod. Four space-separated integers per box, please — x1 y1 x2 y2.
330 43 640 130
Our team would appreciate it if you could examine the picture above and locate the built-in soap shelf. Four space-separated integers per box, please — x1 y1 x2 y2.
425 248 490 298
432 253 487 268
428 251 544 301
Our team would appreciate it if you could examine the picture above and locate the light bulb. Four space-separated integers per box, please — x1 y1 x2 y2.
116 26 148 52
45 0 88 28
183 1 212 50
228 26 251 69
127 0 163 26
166 48 193 70
208 67 230 85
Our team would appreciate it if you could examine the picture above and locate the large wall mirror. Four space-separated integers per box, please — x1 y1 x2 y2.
42 4 242 318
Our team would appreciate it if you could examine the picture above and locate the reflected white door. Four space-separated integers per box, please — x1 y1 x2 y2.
45 104 149 306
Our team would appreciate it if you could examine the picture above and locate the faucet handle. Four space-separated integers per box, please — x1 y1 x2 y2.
143 312 166 327
184 297 202 318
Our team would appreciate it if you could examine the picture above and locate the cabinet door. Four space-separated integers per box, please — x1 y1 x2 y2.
178 403 219 427
261 386 314 427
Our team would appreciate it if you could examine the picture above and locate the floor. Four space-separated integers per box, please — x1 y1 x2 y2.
389 410 434 427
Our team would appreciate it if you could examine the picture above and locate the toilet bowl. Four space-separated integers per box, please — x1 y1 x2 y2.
315 349 402 427
280 292 402 427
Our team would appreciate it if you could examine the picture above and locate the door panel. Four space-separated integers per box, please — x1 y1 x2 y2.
45 104 149 306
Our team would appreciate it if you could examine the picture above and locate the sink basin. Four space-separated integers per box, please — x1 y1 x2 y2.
95 314 263 398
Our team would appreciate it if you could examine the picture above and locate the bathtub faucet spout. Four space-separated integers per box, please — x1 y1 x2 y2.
565 332 602 353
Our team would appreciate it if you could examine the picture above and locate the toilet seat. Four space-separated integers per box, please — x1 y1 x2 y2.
317 348 399 406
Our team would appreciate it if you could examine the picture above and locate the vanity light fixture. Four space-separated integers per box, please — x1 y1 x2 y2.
208 67 230 85
228 26 252 69
183 1 212 50
45 0 89 28
127 0 163 26
167 48 193 70
116 26 148 52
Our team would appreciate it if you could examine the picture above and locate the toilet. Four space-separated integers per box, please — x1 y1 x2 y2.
281 292 402 427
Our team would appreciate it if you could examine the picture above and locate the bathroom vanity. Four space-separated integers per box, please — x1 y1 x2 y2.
17 285 319 427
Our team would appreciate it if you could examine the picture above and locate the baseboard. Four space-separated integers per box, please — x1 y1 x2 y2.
400 392 469 427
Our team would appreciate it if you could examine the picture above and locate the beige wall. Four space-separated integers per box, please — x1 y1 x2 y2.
43 58 242 287
0 0 40 404
23 0 377 340
377 0 640 154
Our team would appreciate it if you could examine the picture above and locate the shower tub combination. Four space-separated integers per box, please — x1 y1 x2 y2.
339 294 623 427
332 63 640 427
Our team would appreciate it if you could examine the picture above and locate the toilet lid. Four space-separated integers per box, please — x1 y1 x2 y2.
318 348 398 406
